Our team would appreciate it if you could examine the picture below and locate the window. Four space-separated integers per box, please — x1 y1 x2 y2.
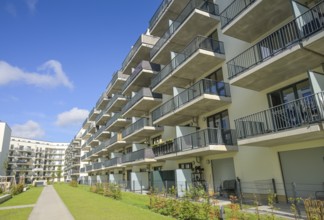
153 166 162 171
179 163 193 170
205 68 226 96
207 110 230 129
152 135 162 145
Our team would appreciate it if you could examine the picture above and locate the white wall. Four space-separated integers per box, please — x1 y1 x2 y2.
0 122 11 176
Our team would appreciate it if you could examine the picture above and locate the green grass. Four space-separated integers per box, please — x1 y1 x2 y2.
0 186 43 207
54 184 173 220
0 208 33 220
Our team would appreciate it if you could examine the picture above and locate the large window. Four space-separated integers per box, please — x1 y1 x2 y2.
207 110 230 130
205 68 226 96
268 79 311 107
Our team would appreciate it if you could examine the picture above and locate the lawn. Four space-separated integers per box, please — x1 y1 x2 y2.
0 186 44 220
54 184 173 220
0 186 43 207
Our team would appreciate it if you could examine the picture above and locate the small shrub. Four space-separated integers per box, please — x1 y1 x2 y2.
103 183 121 200
69 180 78 187
11 183 24 195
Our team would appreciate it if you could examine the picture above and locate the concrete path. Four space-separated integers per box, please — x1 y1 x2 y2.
28 185 74 220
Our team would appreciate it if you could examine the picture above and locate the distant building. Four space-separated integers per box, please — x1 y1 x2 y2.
8 137 68 183
0 121 12 176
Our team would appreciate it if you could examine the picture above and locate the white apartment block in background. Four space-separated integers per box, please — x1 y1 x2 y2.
73 0 324 203
0 121 11 176
8 137 68 183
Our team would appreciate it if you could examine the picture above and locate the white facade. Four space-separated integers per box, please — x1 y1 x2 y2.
8 137 68 183
0 121 12 176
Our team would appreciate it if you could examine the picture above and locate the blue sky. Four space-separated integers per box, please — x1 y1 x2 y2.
0 0 161 143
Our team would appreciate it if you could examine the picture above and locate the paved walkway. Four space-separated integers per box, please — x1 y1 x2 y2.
28 185 74 220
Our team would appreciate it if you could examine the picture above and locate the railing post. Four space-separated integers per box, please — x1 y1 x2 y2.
133 180 135 192
272 178 279 203
236 177 243 210
140 180 143 194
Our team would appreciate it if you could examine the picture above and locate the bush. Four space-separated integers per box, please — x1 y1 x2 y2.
11 184 24 195
103 183 121 200
69 180 78 187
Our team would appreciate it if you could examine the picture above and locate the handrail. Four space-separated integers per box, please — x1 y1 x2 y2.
150 0 219 59
227 1 324 80
235 91 324 139
151 36 225 89
152 79 230 121
149 0 173 31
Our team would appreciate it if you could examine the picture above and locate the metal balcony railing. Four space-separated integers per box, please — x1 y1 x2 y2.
85 165 92 172
92 162 103 170
153 128 236 157
103 157 121 168
96 92 109 107
235 91 324 139
150 36 225 89
121 35 159 71
122 118 154 138
121 88 162 114
121 148 155 163
106 93 126 111
106 71 128 92
150 0 220 59
122 61 161 92
220 0 256 28
227 1 324 80
152 79 230 121
149 0 172 31
106 112 129 129
95 105 110 122
80 167 86 173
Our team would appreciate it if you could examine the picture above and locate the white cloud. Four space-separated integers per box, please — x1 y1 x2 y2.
26 0 38 13
0 60 74 89
12 120 45 139
55 108 89 127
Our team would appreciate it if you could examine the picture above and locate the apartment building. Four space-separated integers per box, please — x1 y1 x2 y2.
0 121 11 176
76 0 324 202
8 137 68 183
64 134 82 182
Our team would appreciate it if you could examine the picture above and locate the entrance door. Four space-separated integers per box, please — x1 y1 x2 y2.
211 158 236 193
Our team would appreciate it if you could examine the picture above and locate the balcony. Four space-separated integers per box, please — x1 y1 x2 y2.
122 61 161 95
151 36 225 95
82 118 91 129
103 157 122 169
106 133 129 152
88 108 100 121
105 94 128 114
152 79 231 126
96 92 110 110
149 0 190 37
80 167 85 173
106 71 129 96
220 0 292 42
153 128 238 160
227 4 324 91
92 125 110 141
86 135 99 148
95 107 110 126
121 148 156 165
121 34 159 75
81 153 90 162
235 91 324 147
85 165 93 172
150 0 220 65
105 113 131 132
122 118 163 142
121 88 162 118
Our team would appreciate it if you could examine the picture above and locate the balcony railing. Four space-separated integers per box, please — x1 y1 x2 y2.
122 61 161 92
149 0 172 31
93 162 103 170
227 1 324 80
85 165 92 172
121 88 162 114
121 35 159 71
121 148 155 163
235 91 324 139
153 128 237 157
96 92 109 108
80 167 85 173
105 112 129 129
106 71 128 92
122 118 153 138
106 93 126 111
220 0 256 28
152 79 230 121
150 0 219 59
151 36 225 88
103 157 121 168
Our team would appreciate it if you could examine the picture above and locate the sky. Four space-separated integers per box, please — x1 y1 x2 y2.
0 0 161 143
